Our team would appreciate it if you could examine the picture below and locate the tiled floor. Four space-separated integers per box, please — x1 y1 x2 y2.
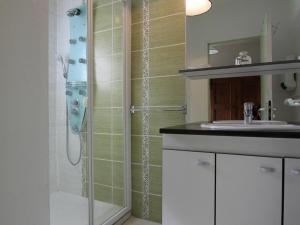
123 217 161 225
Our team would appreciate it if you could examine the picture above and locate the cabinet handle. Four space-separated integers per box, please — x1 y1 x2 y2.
291 169 300 175
197 160 210 167
259 166 275 173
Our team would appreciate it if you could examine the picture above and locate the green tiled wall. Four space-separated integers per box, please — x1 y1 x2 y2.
90 0 185 222
131 0 186 223
92 0 125 207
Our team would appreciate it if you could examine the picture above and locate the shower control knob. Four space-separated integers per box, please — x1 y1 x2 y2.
79 36 86 42
67 8 81 17
72 125 79 133
71 108 79 115
79 90 87 96
68 59 76 64
66 90 73 96
79 58 87 64
69 39 77 44
72 100 80 107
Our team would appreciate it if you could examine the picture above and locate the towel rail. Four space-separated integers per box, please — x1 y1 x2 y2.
130 105 187 115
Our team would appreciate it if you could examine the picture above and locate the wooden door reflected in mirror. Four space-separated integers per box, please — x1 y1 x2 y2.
210 76 261 121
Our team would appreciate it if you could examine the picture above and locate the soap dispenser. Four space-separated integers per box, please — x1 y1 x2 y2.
235 51 252 65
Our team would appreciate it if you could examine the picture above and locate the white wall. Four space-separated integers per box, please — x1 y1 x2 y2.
187 0 295 67
49 0 59 194
0 0 50 225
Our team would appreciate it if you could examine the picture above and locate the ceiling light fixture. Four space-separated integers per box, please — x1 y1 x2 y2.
186 0 212 16
209 47 219 55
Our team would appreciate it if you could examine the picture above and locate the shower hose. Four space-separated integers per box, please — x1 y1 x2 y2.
66 104 83 166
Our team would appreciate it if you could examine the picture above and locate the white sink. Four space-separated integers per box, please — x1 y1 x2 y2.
201 120 300 130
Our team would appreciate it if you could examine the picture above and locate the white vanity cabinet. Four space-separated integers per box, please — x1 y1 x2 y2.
162 150 215 225
216 154 282 225
284 158 300 225
163 150 283 225
161 134 300 225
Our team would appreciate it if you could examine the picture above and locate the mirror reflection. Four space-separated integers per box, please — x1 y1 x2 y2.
185 0 300 123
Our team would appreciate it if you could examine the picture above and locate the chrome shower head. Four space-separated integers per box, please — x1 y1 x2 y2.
66 8 81 17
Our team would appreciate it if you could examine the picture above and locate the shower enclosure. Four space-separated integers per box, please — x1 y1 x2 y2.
49 0 131 224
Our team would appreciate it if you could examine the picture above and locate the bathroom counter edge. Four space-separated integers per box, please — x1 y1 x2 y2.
159 122 300 139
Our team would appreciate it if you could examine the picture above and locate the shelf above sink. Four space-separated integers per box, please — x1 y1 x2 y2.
180 60 300 79
201 121 300 130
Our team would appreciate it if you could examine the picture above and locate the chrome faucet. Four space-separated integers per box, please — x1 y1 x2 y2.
258 101 277 120
244 102 254 124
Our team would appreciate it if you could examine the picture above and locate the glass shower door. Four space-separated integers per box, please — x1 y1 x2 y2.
89 0 130 224
49 1 89 225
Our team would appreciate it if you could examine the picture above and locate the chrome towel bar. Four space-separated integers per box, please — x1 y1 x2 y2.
284 98 300 107
130 105 187 115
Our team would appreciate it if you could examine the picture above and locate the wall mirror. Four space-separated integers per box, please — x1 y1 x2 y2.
185 0 300 123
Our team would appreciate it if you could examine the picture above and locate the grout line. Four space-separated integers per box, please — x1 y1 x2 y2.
93 157 124 163
93 132 124 136
93 183 113 189
93 52 123 59
112 187 124 191
131 11 185 26
131 74 181 80
130 105 184 108
93 0 122 10
131 105 183 107
93 182 124 191
111 1 115 204
94 106 123 109
132 43 186 53
150 11 185 22
84 180 124 190
93 79 123 84
131 134 162 138
132 190 162 197
132 162 162 168
94 26 123 35
94 26 122 35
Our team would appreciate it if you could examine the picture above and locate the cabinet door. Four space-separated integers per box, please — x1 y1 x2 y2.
163 150 215 225
284 158 300 225
216 154 282 225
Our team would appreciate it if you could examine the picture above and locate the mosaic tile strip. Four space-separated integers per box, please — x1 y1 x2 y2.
141 0 150 219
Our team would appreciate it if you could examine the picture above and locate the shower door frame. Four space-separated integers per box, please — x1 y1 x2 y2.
87 0 132 224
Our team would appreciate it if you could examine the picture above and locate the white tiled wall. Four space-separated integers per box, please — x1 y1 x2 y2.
49 0 85 196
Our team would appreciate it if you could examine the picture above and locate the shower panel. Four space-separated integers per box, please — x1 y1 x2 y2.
65 3 87 166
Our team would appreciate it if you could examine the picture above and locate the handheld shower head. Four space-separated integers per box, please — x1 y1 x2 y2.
67 8 81 17
57 55 68 79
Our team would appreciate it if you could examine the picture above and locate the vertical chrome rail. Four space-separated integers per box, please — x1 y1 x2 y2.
123 0 132 212
87 0 94 224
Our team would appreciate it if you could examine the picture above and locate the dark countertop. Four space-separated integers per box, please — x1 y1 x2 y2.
160 122 300 139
